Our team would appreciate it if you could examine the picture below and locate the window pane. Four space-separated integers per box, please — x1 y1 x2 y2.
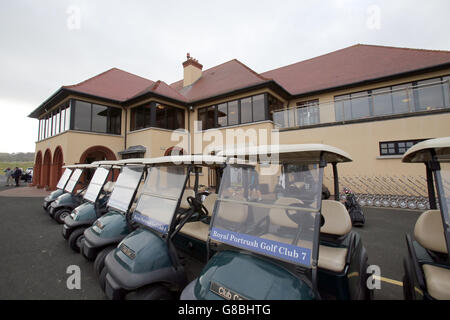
252 94 266 122
392 84 412 114
228 101 239 126
198 107 207 130
372 88 393 116
268 94 284 123
240 97 252 123
350 93 371 119
176 108 185 129
108 107 121 134
297 100 319 126
166 106 183 130
65 104 71 131
415 78 445 111
155 104 166 129
92 104 108 133
46 116 51 137
56 110 61 134
334 95 351 121
217 103 227 127
60 107 65 132
444 76 449 107
73 101 92 131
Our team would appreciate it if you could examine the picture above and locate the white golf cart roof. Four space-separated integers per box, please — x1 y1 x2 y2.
141 155 226 167
217 144 352 163
92 160 123 169
117 158 148 165
402 137 450 163
62 163 98 169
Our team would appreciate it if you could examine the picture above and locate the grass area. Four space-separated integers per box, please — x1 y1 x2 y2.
0 162 34 175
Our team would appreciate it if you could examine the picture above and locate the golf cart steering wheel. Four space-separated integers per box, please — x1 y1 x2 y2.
283 201 305 226
187 196 208 217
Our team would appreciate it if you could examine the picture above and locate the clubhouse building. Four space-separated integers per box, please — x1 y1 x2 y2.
29 44 450 198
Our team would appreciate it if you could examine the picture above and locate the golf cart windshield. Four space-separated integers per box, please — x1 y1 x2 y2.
133 166 187 234
210 163 322 268
56 168 73 190
83 166 110 203
64 168 83 193
107 166 144 213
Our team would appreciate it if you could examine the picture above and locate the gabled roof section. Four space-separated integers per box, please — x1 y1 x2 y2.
129 80 188 103
261 44 450 96
63 67 155 102
170 59 272 103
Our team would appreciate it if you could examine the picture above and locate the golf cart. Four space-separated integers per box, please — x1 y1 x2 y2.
402 137 450 300
62 160 120 252
42 165 75 211
48 163 96 223
180 144 371 300
81 159 147 277
102 155 225 300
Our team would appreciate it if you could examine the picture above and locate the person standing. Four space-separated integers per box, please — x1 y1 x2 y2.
13 167 22 187
4 168 13 186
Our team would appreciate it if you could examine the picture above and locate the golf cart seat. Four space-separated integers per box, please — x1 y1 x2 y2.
179 193 218 242
413 209 450 300
318 200 353 273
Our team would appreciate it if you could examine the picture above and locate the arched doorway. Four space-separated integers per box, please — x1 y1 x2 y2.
41 149 52 189
33 151 42 187
79 145 117 183
164 146 185 156
50 146 64 190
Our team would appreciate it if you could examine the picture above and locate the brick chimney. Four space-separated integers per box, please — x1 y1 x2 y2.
183 53 203 87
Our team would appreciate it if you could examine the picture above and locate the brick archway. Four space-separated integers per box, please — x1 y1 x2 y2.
164 146 185 156
79 145 117 184
33 151 42 187
50 146 64 190
41 149 52 189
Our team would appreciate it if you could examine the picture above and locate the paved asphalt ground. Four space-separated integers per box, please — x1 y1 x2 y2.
0 180 420 300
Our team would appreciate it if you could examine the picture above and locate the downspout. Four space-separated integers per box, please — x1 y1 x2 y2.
124 106 127 156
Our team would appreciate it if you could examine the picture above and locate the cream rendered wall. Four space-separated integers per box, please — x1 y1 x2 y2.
35 131 124 165
126 127 189 158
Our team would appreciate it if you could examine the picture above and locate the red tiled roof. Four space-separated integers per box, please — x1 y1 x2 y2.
261 44 450 96
170 59 270 102
131 80 188 102
63 67 156 102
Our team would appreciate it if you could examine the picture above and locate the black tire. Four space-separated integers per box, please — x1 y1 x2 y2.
68 228 86 253
125 284 173 300
99 266 108 292
54 208 71 224
94 246 115 277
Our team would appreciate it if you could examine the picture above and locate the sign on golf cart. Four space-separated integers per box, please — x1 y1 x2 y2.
56 168 73 190
210 164 321 267
133 166 187 234
107 166 143 212
64 168 83 193
83 167 110 202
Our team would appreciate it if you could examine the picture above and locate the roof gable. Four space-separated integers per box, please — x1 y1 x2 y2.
170 59 270 102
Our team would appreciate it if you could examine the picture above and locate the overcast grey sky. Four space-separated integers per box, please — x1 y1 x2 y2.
1 0 449 153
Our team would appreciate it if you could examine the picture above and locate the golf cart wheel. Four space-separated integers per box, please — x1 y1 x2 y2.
54 208 71 224
125 284 173 300
68 228 85 253
99 266 107 291
94 246 115 277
